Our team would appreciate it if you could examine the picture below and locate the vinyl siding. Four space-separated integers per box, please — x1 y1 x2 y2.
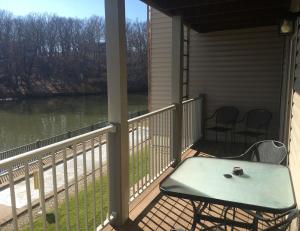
289 19 300 215
149 8 172 111
188 26 284 140
149 9 284 140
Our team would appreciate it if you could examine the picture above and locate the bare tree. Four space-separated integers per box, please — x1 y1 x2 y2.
0 12 148 98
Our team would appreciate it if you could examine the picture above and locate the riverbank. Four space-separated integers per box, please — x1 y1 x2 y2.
0 79 148 101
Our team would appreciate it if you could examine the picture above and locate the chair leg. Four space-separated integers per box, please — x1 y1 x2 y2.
225 132 228 154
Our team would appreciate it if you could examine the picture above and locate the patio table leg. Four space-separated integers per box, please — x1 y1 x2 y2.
190 200 208 231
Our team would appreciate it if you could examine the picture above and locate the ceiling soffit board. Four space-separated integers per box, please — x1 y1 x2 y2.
141 0 292 33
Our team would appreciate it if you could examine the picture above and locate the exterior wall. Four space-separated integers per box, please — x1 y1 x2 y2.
148 8 172 111
188 26 285 140
149 8 285 140
289 19 300 220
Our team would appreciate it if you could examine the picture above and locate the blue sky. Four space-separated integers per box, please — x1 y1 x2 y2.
0 0 147 21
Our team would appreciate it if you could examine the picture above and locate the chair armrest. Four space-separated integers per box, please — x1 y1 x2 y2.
204 111 217 122
235 114 247 124
221 152 250 161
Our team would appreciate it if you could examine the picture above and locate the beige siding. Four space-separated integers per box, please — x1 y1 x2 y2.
289 19 300 214
149 10 284 139
149 9 172 111
188 26 284 139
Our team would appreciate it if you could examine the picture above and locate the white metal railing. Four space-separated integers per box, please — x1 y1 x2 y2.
0 125 115 231
128 105 175 200
182 96 204 152
0 97 204 230
127 96 204 200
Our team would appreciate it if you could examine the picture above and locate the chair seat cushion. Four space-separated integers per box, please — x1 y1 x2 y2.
235 130 266 137
206 126 232 132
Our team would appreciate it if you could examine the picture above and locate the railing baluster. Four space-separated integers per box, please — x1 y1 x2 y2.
136 121 140 192
182 105 184 150
63 148 71 231
197 100 200 140
155 114 158 177
91 138 97 230
24 161 33 231
164 111 167 169
189 102 192 145
182 104 185 150
162 112 165 169
105 133 110 220
131 123 136 197
195 101 197 141
159 113 162 173
72 144 80 231
8 166 18 231
82 142 89 231
141 119 144 188
99 135 104 225
51 152 59 231
166 111 169 165
188 104 190 147
186 104 188 148
38 156 47 231
187 103 190 147
169 109 172 164
150 116 154 182
191 102 196 143
147 118 151 185
161 112 165 170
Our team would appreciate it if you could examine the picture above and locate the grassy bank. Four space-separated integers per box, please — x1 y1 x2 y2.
23 147 150 231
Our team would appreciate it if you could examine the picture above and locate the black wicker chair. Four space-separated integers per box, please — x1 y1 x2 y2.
205 106 239 143
228 140 287 165
235 109 272 145
221 140 290 230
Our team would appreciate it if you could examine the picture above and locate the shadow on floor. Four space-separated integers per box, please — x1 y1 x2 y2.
108 140 269 231
190 140 247 158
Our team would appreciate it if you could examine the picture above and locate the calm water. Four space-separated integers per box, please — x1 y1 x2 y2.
0 94 147 152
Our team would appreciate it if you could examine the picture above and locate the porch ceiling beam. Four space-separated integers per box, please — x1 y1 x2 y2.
174 5 288 19
187 9 285 26
141 0 290 12
105 0 129 226
193 18 277 33
162 0 236 10
140 0 291 32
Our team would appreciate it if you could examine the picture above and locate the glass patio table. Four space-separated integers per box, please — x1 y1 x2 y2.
160 157 296 230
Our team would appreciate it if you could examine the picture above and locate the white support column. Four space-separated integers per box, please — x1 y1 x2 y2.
171 16 183 166
105 0 129 226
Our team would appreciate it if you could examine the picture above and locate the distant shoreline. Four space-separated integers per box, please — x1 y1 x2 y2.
0 90 148 102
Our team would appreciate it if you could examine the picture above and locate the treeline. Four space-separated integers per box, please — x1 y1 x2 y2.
0 11 147 99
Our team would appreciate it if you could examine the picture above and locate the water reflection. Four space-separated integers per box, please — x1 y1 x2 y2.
0 94 147 152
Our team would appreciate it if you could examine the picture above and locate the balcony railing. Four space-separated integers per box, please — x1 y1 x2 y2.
182 96 204 151
0 125 114 231
128 104 175 200
0 96 204 230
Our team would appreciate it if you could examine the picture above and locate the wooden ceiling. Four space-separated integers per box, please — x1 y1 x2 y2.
141 0 292 33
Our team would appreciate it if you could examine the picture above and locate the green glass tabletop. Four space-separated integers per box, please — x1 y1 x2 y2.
160 157 296 213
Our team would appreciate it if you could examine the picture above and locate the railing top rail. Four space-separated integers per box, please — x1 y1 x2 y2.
128 104 176 123
0 124 115 169
182 96 203 105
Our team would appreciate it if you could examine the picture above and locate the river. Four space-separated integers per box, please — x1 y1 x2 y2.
0 94 147 152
